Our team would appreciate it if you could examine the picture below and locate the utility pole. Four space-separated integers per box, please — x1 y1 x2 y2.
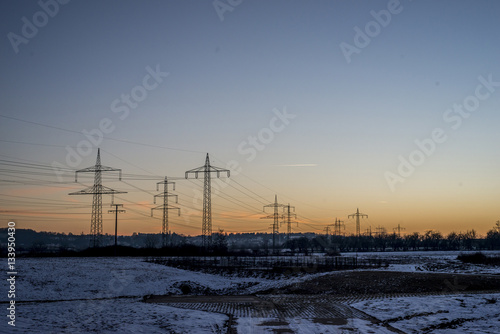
185 153 230 249
348 208 368 237
108 203 125 256
69 149 126 248
282 204 297 242
151 177 180 248
261 195 285 254
393 223 405 237
333 218 345 236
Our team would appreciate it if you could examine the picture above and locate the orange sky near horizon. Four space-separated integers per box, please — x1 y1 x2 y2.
3 172 499 238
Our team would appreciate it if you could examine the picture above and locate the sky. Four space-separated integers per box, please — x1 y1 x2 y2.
1 0 500 237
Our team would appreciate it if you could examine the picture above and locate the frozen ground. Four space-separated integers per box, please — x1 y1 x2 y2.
0 257 346 333
6 257 263 302
9 298 228 334
1 253 499 333
5 257 346 302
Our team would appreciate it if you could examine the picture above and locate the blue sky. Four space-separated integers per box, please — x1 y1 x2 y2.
1 0 500 236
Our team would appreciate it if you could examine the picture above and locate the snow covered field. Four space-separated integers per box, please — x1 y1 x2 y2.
0 257 337 333
352 293 500 334
1 253 499 333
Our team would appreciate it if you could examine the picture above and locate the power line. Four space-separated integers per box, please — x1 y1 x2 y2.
0 139 68 148
1 150 341 235
0 114 204 154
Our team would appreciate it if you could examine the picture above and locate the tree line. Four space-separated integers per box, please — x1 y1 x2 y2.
280 228 500 254
1 224 499 256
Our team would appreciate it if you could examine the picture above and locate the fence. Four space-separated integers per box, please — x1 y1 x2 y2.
148 255 384 272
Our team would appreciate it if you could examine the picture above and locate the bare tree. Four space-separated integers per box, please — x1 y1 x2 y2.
144 234 159 249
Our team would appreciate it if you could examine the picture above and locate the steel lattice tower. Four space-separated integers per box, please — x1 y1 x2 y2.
393 223 405 237
324 226 332 235
261 195 285 254
151 177 179 247
282 204 297 242
185 154 230 248
348 208 368 237
334 217 345 236
69 149 126 248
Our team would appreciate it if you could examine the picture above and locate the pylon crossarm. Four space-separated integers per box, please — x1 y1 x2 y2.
154 193 178 199
69 188 93 195
101 185 126 194
75 166 121 182
157 180 175 191
186 167 230 178
69 186 126 195
74 168 97 182
264 204 284 210
185 167 205 177
211 167 230 178
154 193 177 204
100 165 121 171
348 213 368 218
152 204 180 211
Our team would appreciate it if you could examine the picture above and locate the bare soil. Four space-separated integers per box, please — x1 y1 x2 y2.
258 271 500 295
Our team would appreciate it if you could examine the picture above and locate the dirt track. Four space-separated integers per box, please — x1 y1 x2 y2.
143 271 500 333
144 294 406 333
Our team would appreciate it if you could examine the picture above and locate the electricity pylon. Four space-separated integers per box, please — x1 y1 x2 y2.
495 220 500 232
282 204 297 242
69 148 126 248
324 226 332 235
261 195 285 254
348 208 368 237
393 223 405 237
375 226 386 237
151 177 180 247
333 217 345 236
185 153 230 248
109 203 125 255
